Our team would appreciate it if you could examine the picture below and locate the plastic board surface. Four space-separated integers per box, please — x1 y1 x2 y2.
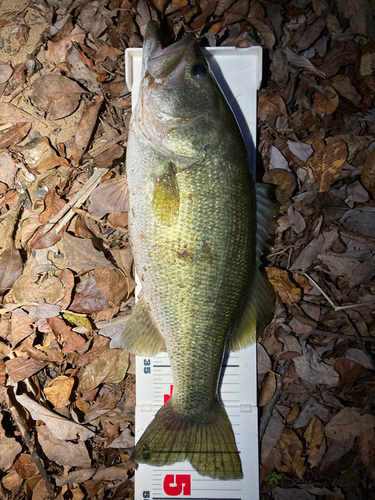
125 45 262 500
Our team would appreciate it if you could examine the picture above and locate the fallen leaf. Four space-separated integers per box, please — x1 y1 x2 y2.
92 143 125 169
358 429 375 481
259 94 288 117
94 45 123 62
271 487 315 500
304 417 324 460
6 358 47 383
106 428 134 449
0 249 23 293
39 189 66 224
261 409 284 463
89 176 128 213
266 267 301 306
78 348 129 392
37 425 91 467
279 428 306 480
289 234 325 271
10 313 34 347
62 232 115 273
331 74 362 105
45 25 86 64
72 92 105 164
15 391 95 441
28 302 61 319
293 343 339 386
48 316 86 353
70 276 110 313
259 372 276 406
286 47 325 77
0 122 31 149
361 148 375 195
31 74 84 120
19 136 70 171
312 86 339 115
92 462 136 480
0 61 13 83
263 169 297 206
12 275 64 304
13 454 39 479
2 469 23 490
334 356 366 392
55 468 96 487
307 141 348 192
0 420 22 471
94 267 129 306
44 375 74 407
325 407 375 440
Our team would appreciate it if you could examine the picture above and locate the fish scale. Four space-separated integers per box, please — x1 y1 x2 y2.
122 21 273 481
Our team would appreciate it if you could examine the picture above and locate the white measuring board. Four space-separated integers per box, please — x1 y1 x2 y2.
125 44 262 500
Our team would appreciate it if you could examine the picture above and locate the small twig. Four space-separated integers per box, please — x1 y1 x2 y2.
2 102 52 129
299 73 336 98
87 131 128 158
302 272 336 309
302 272 375 311
259 360 292 440
257 361 281 377
0 302 39 314
310 329 375 344
42 167 109 234
2 387 55 499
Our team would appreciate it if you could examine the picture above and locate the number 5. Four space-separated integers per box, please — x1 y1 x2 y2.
163 474 191 496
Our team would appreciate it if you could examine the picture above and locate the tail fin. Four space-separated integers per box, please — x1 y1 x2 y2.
134 397 242 480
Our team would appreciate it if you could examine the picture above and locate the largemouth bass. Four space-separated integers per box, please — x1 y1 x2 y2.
122 21 273 480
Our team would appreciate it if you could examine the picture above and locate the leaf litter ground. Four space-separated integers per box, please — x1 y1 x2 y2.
0 0 374 499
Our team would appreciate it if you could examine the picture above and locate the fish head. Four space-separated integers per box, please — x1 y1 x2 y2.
134 21 224 156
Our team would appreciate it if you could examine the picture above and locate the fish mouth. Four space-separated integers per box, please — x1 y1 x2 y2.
142 21 195 80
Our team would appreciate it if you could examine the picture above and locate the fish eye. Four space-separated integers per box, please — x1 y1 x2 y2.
192 64 207 79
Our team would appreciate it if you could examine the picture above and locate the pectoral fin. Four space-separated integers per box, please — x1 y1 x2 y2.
153 163 179 224
227 183 274 351
121 296 166 356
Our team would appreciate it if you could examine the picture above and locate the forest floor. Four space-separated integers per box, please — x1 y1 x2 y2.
0 0 374 499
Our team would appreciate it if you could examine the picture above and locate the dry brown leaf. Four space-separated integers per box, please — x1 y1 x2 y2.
0 359 5 386
361 148 375 194
29 224 67 250
78 348 129 392
12 275 65 304
0 249 23 293
279 428 306 480
15 391 95 441
20 137 70 171
307 141 348 192
39 189 66 224
45 25 86 65
48 316 86 354
304 417 324 459
331 74 362 105
2 470 23 490
70 276 110 313
57 268 75 310
258 93 288 117
5 357 47 383
0 61 13 83
92 144 124 169
334 356 366 392
325 407 375 440
10 313 34 347
0 423 22 471
262 169 296 207
72 92 105 164
286 403 300 423
94 45 123 62
266 267 302 306
44 375 74 408
89 176 128 213
13 454 39 479
0 122 31 149
31 74 84 120
62 232 115 273
37 425 92 467
107 212 128 228
94 267 129 306
258 372 276 406
312 86 339 115
358 429 375 481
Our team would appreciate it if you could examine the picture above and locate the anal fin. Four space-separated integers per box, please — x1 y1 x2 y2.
121 296 165 356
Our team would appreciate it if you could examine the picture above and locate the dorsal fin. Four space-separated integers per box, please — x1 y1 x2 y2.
255 182 274 266
227 183 274 352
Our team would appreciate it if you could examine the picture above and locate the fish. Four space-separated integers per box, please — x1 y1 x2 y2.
121 20 273 480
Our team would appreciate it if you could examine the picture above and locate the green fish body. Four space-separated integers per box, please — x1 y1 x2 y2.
122 21 273 480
